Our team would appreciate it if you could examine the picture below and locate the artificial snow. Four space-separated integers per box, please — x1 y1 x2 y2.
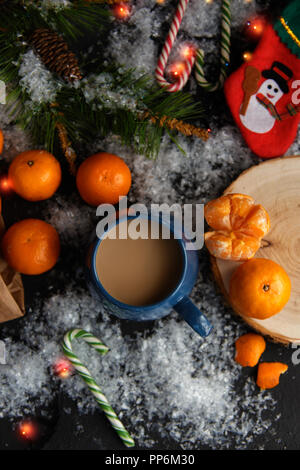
19 50 61 107
30 0 72 13
0 0 298 450
0 341 5 365
81 73 144 113
0 125 280 449
108 0 256 75
0 280 277 449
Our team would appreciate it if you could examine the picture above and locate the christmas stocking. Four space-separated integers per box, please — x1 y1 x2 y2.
224 0 300 158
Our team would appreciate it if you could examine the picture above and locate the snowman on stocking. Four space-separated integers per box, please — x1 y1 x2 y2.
225 0 300 158
239 61 293 134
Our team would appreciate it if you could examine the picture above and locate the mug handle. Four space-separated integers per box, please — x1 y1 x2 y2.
174 296 213 337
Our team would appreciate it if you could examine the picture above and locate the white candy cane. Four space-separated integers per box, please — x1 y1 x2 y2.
62 328 135 447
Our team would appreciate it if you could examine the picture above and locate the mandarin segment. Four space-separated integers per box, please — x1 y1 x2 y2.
204 193 270 261
204 195 232 231
204 231 232 259
231 232 261 260
240 205 270 239
235 333 266 367
229 258 291 320
256 362 288 390
229 193 255 230
204 230 260 261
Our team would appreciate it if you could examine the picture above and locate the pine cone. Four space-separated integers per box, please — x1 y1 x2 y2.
30 28 82 82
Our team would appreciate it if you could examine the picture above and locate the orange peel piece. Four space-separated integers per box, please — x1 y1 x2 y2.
256 362 288 390
204 193 270 261
235 333 266 367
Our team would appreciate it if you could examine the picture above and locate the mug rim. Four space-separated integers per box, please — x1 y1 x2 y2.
91 214 188 311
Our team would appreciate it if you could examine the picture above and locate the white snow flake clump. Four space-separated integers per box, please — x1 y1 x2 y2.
19 50 61 106
37 0 71 12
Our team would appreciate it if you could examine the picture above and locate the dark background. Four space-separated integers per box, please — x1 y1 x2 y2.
0 0 299 451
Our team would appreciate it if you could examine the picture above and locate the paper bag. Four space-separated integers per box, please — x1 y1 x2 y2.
0 216 25 323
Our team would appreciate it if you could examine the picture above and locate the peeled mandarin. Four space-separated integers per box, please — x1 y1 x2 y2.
204 193 270 261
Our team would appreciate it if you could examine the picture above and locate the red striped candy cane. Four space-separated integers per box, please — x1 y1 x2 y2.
156 0 232 93
155 0 195 92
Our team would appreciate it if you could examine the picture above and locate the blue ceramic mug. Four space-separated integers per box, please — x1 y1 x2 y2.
86 213 212 337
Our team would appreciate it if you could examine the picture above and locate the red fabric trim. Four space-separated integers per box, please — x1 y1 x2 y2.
273 65 289 81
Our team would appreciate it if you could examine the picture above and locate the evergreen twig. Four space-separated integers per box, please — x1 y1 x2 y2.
143 112 210 141
0 0 209 165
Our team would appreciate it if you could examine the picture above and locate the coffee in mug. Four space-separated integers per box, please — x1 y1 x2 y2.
96 220 184 306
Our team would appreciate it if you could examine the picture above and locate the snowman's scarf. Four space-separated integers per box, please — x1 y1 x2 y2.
256 93 300 120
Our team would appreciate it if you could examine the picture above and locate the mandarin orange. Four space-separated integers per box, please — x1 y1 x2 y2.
76 152 131 206
1 219 60 275
229 258 291 320
9 150 61 201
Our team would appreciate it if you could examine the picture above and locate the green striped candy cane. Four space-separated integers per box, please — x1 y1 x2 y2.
195 0 232 91
62 328 135 448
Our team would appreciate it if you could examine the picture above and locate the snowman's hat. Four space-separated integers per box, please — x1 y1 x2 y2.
262 61 293 94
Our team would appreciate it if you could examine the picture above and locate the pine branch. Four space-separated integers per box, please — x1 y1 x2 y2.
0 31 26 83
0 1 209 164
82 0 128 3
0 0 111 41
1 57 207 160
55 64 206 158
48 2 111 40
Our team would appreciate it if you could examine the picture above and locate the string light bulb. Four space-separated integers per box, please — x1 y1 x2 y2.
180 43 196 61
18 420 38 441
168 62 185 80
53 357 73 379
243 51 253 62
0 175 13 196
245 16 266 39
113 2 131 20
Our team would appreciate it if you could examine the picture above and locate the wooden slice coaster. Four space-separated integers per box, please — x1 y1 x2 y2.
211 156 300 344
